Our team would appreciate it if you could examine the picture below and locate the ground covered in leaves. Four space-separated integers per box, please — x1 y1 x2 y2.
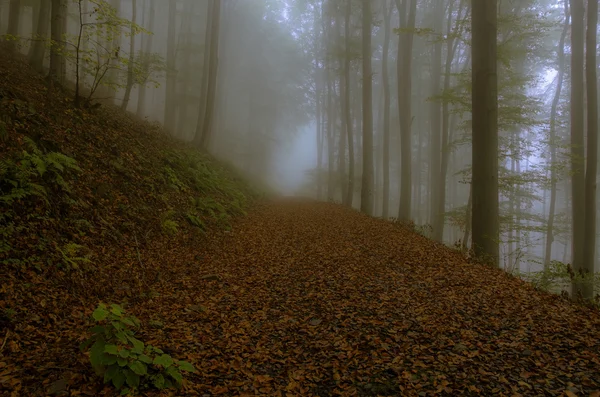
1 51 600 396
5 198 600 396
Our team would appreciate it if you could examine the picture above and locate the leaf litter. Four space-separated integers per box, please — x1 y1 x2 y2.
0 51 599 396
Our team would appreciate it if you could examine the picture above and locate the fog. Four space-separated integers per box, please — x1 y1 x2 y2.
1 0 598 285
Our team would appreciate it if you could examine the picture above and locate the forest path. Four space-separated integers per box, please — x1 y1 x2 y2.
135 197 599 396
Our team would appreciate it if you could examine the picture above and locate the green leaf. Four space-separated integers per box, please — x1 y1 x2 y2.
104 364 119 384
153 354 174 368
116 331 129 344
117 357 129 367
124 369 140 389
138 354 152 364
129 360 147 376
177 360 196 373
118 348 130 358
127 336 144 353
121 317 135 327
100 353 118 366
152 374 166 389
110 304 124 316
79 336 95 352
112 370 126 389
165 365 183 385
120 387 131 396
90 340 106 370
90 325 106 334
104 344 119 355
93 306 109 321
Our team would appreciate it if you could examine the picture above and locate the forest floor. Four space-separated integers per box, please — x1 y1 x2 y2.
1 51 600 396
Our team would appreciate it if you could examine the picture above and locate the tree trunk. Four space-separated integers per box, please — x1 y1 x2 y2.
137 0 156 117
581 0 598 299
193 0 214 145
6 0 21 52
49 0 66 85
360 0 374 216
429 1 443 238
29 0 51 72
396 0 416 221
344 0 355 207
471 0 499 265
198 0 221 148
544 0 569 270
570 0 586 295
121 0 137 110
381 0 391 218
163 0 178 133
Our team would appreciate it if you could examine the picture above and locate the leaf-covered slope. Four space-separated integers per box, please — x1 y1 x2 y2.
0 51 259 394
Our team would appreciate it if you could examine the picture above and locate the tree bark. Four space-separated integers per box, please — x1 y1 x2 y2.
344 0 355 207
544 0 569 270
395 0 416 221
193 0 214 145
121 0 137 110
137 0 156 117
163 0 178 133
570 0 586 294
360 0 374 215
198 0 221 148
29 0 51 72
381 0 391 218
581 0 597 299
471 0 499 265
49 0 66 85
6 0 21 52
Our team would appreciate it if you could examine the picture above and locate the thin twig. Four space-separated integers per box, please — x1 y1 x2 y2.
0 329 10 353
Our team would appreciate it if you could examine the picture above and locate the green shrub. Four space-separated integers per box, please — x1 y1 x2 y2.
80 303 195 394
0 137 80 206
184 212 206 231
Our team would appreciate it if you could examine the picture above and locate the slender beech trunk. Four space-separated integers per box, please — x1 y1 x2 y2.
581 0 598 299
137 0 156 117
360 0 374 215
121 0 137 110
544 0 569 270
429 2 443 236
29 0 51 72
381 0 391 218
344 0 355 207
163 0 178 133
570 0 586 295
395 0 416 220
471 0 499 265
6 0 21 51
199 0 221 148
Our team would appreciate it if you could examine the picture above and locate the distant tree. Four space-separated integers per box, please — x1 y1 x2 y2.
163 0 177 132
360 0 374 216
569 0 586 294
395 0 416 221
543 0 569 271
5 0 21 51
121 0 137 110
381 0 391 218
581 0 597 299
343 0 355 207
471 0 499 265
197 0 222 148
137 0 156 117
29 0 51 72
49 0 66 85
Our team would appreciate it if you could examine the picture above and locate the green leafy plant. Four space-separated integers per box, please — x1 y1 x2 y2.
80 303 195 394
0 138 80 206
56 242 91 270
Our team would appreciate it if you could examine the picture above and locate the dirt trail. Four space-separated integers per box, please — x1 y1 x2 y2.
132 198 600 396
